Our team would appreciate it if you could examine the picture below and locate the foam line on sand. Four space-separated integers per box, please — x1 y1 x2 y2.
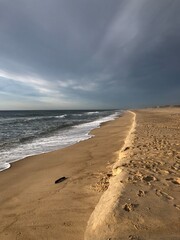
84 111 136 240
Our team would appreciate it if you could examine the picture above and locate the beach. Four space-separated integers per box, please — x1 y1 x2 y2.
1 0 179 239
86 107 180 240
0 111 133 240
0 108 180 240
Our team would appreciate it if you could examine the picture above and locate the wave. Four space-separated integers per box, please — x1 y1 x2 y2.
55 114 67 119
86 111 99 115
0 162 11 172
74 112 119 130
71 113 84 117
0 115 68 124
0 111 121 172
71 111 100 117
18 122 76 144
24 115 67 122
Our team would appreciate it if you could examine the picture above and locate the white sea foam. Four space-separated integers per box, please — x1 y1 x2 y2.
55 114 67 118
0 111 121 172
0 162 10 172
0 115 66 123
72 113 84 117
86 111 99 115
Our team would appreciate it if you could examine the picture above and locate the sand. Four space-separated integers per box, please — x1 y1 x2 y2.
1 108 180 240
85 108 180 240
0 111 133 240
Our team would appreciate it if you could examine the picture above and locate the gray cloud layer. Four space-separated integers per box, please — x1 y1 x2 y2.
0 0 179 109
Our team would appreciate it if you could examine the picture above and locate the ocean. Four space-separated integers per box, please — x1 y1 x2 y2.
0 109 121 172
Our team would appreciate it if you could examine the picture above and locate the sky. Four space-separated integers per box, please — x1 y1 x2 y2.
0 0 179 110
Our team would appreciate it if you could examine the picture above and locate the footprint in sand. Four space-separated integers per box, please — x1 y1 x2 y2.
129 235 142 240
128 172 144 183
155 189 174 200
63 221 72 227
166 177 180 185
143 175 157 182
159 169 170 175
174 204 180 210
123 203 139 212
137 190 147 197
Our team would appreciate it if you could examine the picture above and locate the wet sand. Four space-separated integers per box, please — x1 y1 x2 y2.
85 108 180 240
0 111 133 240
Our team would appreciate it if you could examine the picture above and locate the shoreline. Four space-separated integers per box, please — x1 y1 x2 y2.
0 111 121 173
0 111 133 240
1 108 179 239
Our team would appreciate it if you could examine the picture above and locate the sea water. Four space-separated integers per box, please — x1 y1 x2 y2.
0 110 121 171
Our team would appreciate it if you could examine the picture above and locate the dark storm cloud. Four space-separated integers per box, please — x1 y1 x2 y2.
0 0 179 109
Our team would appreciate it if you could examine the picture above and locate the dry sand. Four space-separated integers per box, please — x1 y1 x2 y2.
1 108 180 240
0 111 133 240
85 108 180 240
